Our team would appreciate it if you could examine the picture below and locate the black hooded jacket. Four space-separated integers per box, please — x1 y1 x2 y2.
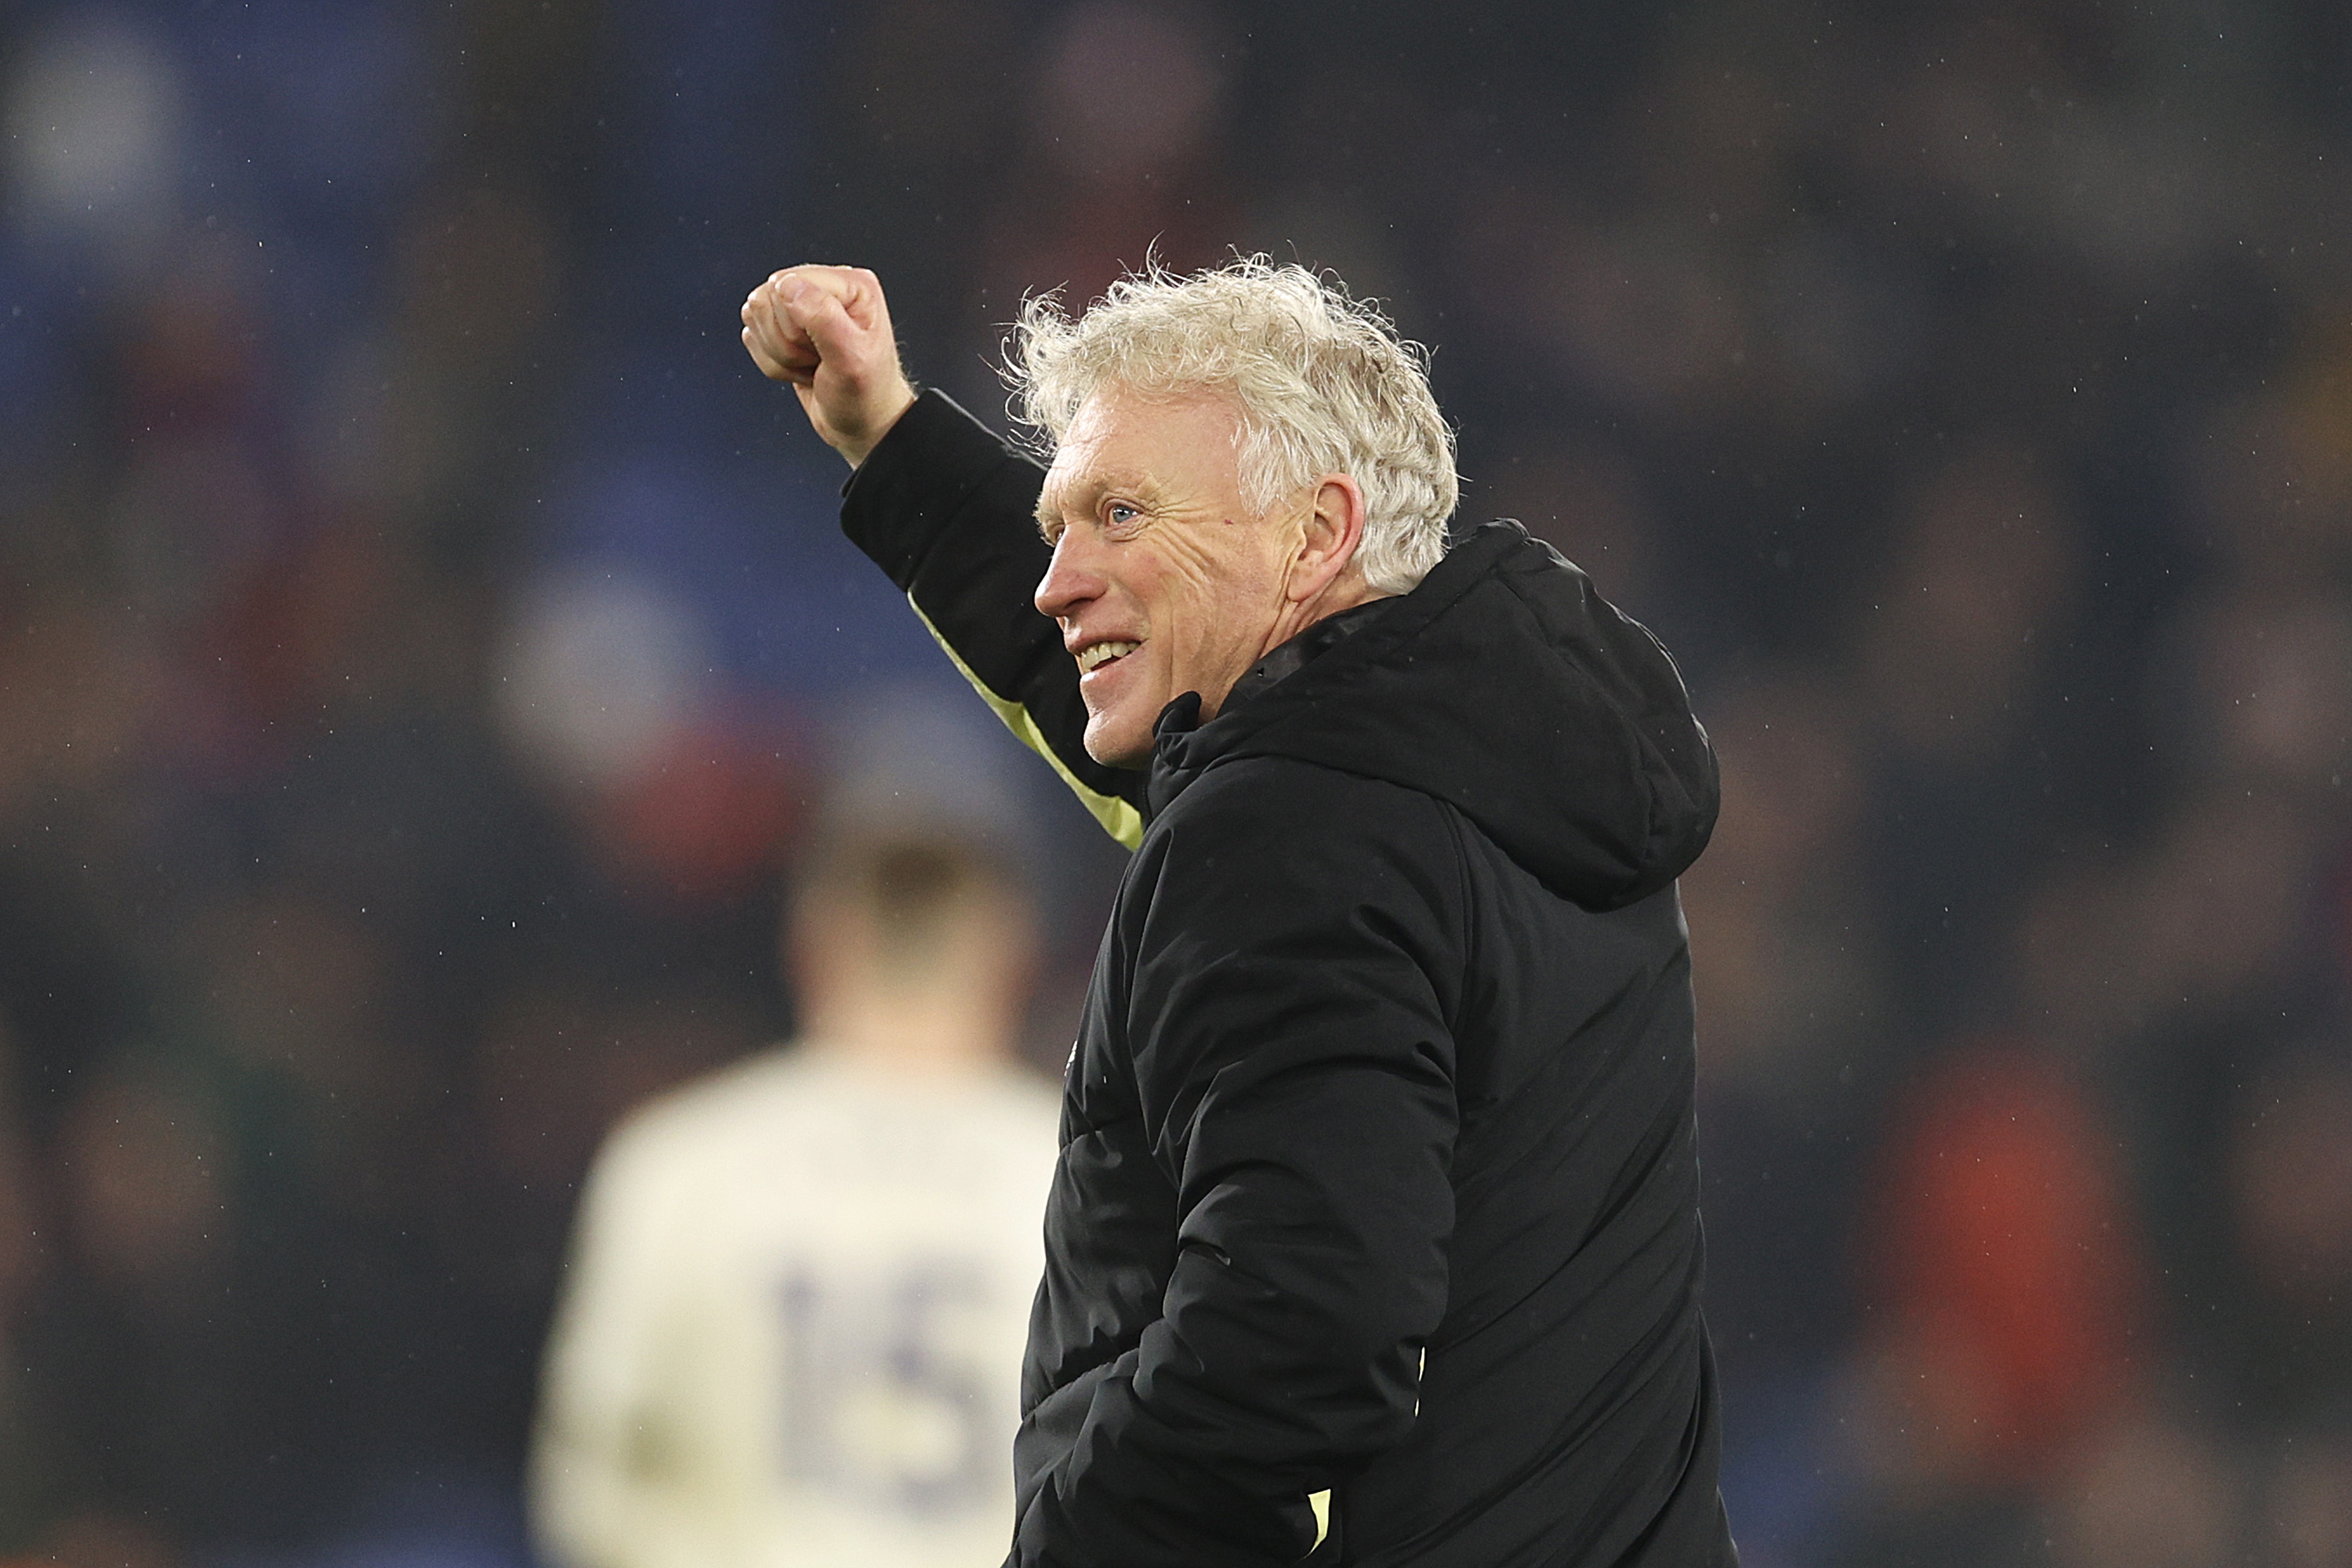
842 390 1737 1568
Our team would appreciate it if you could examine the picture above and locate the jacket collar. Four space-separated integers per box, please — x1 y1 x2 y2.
1142 601 1393 823
1137 534 1519 826
1218 597 1395 716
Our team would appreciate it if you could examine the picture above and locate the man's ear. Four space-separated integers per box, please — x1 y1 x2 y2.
1287 474 1368 604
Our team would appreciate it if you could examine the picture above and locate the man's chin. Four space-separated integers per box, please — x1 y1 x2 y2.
1081 710 1156 771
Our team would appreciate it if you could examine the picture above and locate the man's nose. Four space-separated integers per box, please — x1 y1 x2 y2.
1034 528 1103 619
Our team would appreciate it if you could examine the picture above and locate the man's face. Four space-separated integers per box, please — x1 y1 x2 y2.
1034 386 1300 768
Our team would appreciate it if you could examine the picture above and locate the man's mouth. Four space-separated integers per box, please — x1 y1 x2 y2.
1077 640 1141 673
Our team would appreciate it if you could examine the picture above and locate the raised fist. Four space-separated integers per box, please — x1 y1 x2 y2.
741 265 918 467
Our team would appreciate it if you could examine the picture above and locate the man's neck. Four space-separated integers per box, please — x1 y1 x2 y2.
1265 575 1387 659
1210 594 1396 720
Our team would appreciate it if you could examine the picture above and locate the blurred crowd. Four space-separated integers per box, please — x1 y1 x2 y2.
0 1 2346 1566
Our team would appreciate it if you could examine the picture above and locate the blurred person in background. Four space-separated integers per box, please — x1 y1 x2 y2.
741 258 1732 1566
528 826 1059 1568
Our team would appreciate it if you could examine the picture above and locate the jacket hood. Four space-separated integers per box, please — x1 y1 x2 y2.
1146 521 1719 912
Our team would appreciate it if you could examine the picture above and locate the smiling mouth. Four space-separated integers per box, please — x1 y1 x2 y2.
1077 640 1141 673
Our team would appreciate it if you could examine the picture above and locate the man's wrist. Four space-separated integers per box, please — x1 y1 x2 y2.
842 382 920 469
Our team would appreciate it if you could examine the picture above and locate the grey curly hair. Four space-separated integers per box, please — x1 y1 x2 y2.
1005 257 1458 595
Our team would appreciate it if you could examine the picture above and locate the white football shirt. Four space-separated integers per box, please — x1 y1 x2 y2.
531 1045 1062 1568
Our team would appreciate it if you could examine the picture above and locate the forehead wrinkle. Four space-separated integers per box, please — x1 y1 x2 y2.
1035 460 1081 530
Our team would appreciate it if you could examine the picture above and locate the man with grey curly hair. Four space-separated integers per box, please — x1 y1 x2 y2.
743 260 1736 1568
1007 258 1457 598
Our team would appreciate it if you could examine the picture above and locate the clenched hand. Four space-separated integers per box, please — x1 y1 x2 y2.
741 265 918 468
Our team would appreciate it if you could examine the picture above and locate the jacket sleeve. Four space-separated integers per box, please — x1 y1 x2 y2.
1016 763 1465 1567
840 388 1147 847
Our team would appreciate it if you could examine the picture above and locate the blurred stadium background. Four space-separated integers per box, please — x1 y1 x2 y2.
0 1 2347 1565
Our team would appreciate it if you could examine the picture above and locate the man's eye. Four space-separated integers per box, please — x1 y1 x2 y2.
1105 503 1142 529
